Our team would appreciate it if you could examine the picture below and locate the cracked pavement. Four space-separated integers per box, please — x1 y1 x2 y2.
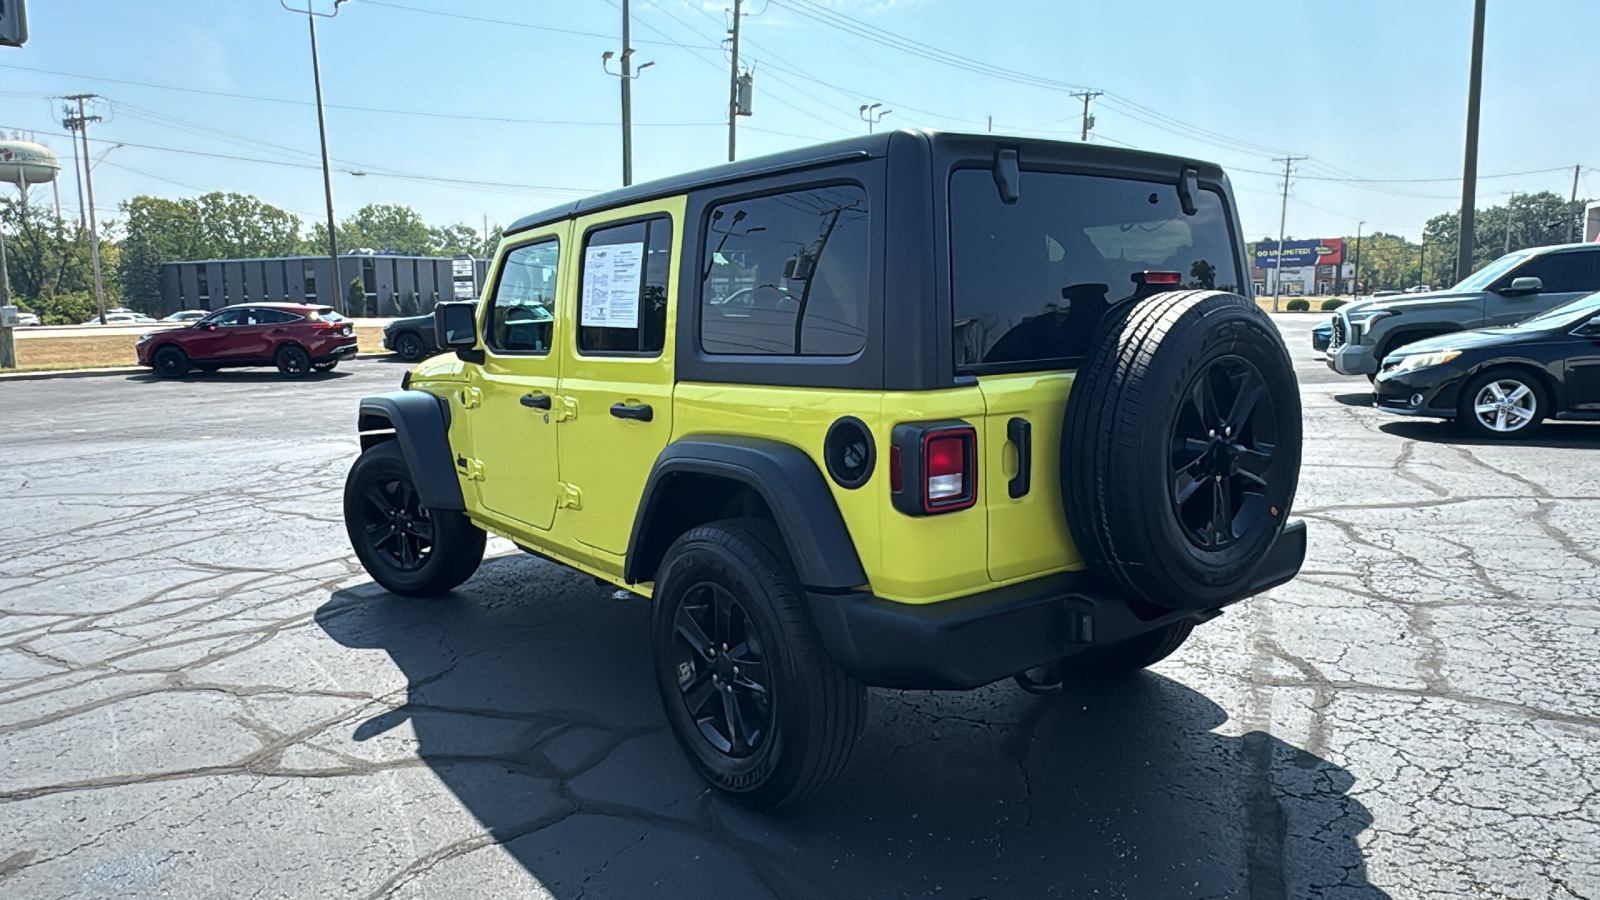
2 321 1598 899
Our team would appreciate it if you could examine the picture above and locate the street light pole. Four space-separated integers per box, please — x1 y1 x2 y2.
602 8 654 188
858 103 891 134
282 0 347 312
1352 221 1363 297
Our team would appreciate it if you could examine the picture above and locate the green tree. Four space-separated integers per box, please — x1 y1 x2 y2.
1 196 103 306
325 203 433 255
347 277 367 317
117 192 303 313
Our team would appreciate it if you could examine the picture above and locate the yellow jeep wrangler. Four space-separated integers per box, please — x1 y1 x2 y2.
344 131 1306 808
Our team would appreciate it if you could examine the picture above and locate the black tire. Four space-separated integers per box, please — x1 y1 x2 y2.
343 441 485 597
152 345 189 378
313 360 339 373
1456 368 1546 440
1062 290 1302 611
651 519 865 810
394 331 428 361
275 344 312 379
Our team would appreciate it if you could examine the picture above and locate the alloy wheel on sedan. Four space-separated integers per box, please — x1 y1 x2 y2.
1473 379 1538 433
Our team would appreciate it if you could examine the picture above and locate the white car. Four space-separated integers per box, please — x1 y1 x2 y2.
15 311 41 327
81 312 159 325
161 310 208 323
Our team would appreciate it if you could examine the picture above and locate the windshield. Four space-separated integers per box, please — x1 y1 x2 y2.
1508 291 1600 331
1451 251 1532 292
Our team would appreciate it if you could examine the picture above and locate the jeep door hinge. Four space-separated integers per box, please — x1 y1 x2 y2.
460 387 483 409
456 455 485 481
554 395 579 422
556 482 583 509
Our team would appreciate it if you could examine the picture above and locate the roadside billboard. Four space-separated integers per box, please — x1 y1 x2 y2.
1254 239 1344 268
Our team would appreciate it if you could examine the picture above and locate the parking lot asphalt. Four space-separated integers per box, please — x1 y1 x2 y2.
2 318 1598 899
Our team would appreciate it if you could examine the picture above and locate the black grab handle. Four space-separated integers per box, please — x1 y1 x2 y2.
520 393 552 409
610 402 653 422
1007 417 1032 498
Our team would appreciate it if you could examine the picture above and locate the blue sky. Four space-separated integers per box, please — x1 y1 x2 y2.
0 0 1594 244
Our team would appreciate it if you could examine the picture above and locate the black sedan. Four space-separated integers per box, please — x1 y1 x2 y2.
1374 291 1600 439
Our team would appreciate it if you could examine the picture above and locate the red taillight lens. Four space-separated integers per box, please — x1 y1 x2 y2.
1135 270 1182 285
889 446 903 492
925 436 965 500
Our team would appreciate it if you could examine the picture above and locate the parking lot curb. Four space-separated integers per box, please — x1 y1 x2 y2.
0 366 147 382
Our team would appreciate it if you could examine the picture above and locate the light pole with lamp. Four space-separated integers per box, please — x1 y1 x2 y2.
602 43 654 187
859 103 891 134
280 0 347 312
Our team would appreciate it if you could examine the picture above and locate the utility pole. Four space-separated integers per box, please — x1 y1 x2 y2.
62 105 86 229
1071 90 1102 142
1455 0 1487 284
65 94 106 325
1504 192 1518 254
1352 222 1363 296
280 1 350 312
1270 155 1305 313
726 0 741 162
1567 165 1582 243
858 102 891 134
602 3 653 187
1419 237 1426 289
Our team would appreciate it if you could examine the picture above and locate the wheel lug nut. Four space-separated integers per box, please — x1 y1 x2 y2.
733 666 740 675
1208 429 1216 438
722 643 729 651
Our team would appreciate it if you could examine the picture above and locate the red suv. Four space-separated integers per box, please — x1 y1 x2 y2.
137 303 358 379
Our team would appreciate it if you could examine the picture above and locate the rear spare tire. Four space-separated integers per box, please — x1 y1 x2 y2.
1062 290 1301 610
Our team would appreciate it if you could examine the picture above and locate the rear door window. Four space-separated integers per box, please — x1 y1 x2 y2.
700 184 870 356
949 170 1241 372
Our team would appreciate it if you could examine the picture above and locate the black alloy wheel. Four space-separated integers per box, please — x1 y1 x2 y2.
1168 356 1278 550
394 331 427 361
276 344 311 378
360 477 434 572
672 582 773 757
153 345 188 378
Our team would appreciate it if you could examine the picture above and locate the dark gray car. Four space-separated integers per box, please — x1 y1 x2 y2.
1326 243 1600 378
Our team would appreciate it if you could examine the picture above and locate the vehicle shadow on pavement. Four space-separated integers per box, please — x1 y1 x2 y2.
124 370 352 384
317 555 1390 899
1381 419 1600 449
1333 391 1375 407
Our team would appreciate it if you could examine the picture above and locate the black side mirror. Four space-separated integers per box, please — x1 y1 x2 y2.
433 301 482 362
1503 276 1543 295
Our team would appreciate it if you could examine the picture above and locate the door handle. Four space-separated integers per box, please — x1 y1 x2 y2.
520 393 552 410
610 402 653 422
1007 417 1032 498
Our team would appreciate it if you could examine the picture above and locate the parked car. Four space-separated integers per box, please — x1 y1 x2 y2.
136 302 357 378
1326 243 1600 379
1405 285 1433 293
162 310 208 323
1312 319 1333 352
382 300 482 361
1371 290 1404 298
1375 290 1600 438
82 312 159 325
342 133 1306 808
15 311 41 327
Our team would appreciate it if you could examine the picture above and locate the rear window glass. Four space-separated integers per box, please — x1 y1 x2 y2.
949 170 1240 372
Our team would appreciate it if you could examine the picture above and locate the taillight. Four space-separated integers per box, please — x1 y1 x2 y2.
1134 270 1182 285
889 422 977 515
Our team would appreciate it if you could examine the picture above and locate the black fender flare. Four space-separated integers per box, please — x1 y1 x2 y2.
625 436 868 592
357 391 464 510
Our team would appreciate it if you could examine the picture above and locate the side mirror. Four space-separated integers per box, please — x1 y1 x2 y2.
1504 276 1543 295
433 301 481 360
1580 314 1600 337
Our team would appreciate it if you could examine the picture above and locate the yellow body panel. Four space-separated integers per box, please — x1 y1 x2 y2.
408 199 1088 606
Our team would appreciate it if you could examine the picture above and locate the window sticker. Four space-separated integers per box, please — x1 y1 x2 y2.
581 242 644 328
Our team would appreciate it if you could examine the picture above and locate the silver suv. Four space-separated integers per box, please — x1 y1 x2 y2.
1327 243 1600 378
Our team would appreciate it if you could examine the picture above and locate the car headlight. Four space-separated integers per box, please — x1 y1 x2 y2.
1394 350 1461 372
1346 308 1397 325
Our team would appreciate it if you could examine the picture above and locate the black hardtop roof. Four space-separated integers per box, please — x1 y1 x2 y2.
505 129 1224 237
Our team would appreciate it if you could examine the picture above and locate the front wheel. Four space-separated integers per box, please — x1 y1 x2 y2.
152 346 189 378
1456 369 1545 439
652 519 865 809
276 344 312 379
394 331 428 361
343 441 485 596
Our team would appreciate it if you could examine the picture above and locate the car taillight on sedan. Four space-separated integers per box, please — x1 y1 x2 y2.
890 422 977 515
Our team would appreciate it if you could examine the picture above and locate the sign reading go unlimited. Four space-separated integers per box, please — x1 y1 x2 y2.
1254 239 1344 268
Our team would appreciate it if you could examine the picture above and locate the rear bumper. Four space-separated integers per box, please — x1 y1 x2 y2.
807 519 1307 690
315 340 359 363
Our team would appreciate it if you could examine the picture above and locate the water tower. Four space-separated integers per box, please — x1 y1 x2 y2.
0 140 61 368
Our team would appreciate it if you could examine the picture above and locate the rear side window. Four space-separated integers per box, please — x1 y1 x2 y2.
949 170 1241 372
1512 250 1600 293
252 309 301 324
487 239 559 354
700 184 869 356
578 216 672 355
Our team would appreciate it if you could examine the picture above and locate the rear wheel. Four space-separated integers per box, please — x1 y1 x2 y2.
394 331 427 361
152 346 188 378
1456 368 1545 439
652 519 865 809
1062 290 1302 611
275 344 311 379
343 441 485 596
